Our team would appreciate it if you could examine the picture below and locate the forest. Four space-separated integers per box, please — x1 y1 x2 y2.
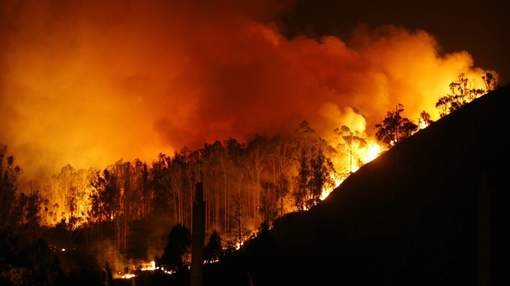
0 72 497 285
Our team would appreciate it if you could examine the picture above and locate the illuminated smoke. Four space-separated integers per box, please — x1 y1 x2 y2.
0 0 493 176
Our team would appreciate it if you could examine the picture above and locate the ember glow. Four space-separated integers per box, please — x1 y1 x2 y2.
140 260 157 272
113 260 175 280
320 141 384 201
118 273 136 280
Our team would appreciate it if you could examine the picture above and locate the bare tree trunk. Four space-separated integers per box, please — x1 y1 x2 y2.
215 182 220 232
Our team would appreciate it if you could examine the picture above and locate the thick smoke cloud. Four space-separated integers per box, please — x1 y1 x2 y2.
0 0 491 175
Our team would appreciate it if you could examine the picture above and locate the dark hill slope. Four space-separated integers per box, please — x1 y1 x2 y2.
206 86 509 286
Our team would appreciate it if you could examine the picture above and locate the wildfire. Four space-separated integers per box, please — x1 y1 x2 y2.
114 260 177 280
234 241 244 250
116 257 219 281
119 273 136 280
320 178 344 201
321 141 384 201
0 4 502 286
4 0 496 244
364 143 382 163
204 258 220 264
140 260 157 271
418 119 430 130
162 269 176 276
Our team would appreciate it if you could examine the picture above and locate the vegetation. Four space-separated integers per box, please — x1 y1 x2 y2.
436 72 498 117
375 104 418 147
204 231 223 261
2 120 337 284
335 125 368 174
376 72 498 147
0 71 499 285
159 224 191 270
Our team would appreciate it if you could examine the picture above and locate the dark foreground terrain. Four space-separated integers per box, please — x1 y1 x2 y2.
170 86 508 286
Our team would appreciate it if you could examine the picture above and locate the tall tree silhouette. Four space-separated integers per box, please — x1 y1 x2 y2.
375 104 418 147
204 231 222 261
160 224 191 269
435 73 497 117
0 146 22 229
335 125 367 174
307 149 334 209
418 111 434 128
89 169 120 222
260 181 278 223
294 149 310 211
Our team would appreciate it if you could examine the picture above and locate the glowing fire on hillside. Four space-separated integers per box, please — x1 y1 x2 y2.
112 75 494 276
2 0 495 235
114 260 175 280
114 258 222 280
0 2 501 283
31 69 490 235
320 141 384 201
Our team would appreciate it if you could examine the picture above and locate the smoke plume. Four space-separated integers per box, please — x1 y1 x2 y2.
0 0 492 175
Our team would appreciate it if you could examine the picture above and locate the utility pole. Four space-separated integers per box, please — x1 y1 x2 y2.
349 131 353 174
191 182 205 286
478 172 490 286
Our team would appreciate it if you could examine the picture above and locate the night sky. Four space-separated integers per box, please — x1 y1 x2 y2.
282 0 509 82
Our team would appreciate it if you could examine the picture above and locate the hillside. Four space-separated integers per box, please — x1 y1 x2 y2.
200 85 509 286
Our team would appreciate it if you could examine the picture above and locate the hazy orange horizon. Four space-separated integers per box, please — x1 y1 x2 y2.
0 0 494 176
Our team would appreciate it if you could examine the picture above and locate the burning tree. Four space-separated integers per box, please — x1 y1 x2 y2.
231 189 245 248
482 72 498 91
0 147 42 231
335 125 368 174
259 175 290 223
260 181 279 223
436 72 498 117
150 153 173 215
89 169 120 223
294 149 310 211
375 104 418 147
294 148 335 210
308 149 334 208
418 111 434 129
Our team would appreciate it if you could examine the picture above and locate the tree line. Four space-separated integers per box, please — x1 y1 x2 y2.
375 72 497 147
82 121 336 254
0 71 498 274
0 120 337 258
